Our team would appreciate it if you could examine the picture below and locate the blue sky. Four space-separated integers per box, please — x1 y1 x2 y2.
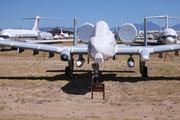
0 0 180 29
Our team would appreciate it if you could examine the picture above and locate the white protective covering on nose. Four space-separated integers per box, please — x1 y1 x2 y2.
165 37 176 44
88 21 117 62
93 21 109 37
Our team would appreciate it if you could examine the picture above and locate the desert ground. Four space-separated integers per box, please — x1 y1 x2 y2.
0 42 180 120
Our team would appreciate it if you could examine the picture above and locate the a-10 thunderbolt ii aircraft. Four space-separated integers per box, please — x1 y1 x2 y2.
0 19 180 82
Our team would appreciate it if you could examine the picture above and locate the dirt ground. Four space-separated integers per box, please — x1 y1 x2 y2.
0 42 180 120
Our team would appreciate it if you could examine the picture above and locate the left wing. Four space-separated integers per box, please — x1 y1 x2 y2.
117 44 180 54
134 39 180 45
117 44 180 62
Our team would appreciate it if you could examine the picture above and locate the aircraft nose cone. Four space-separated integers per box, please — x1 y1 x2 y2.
61 54 68 61
166 37 176 44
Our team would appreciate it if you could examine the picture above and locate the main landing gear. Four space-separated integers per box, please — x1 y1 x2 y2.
65 58 74 77
139 61 149 80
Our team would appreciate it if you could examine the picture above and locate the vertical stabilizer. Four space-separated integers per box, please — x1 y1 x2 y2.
22 16 60 32
32 16 40 32
60 28 63 35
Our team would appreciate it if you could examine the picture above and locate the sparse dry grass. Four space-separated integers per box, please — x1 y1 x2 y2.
0 43 180 119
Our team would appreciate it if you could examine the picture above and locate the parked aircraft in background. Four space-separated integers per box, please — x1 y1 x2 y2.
135 15 180 46
1 19 180 82
138 29 160 40
0 16 59 40
54 28 73 39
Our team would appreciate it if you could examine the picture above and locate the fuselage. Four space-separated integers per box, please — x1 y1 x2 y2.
0 29 53 40
88 21 117 62
0 29 37 38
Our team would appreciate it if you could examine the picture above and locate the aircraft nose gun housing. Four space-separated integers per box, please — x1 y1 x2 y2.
118 23 137 45
78 23 94 44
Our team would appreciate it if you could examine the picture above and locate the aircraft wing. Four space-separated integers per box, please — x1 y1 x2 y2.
25 39 73 44
135 39 160 44
1 40 180 56
134 39 166 45
134 39 180 45
0 40 87 54
117 44 180 55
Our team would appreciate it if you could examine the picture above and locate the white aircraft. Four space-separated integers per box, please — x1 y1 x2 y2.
0 16 59 40
136 15 179 45
54 28 73 39
1 19 180 82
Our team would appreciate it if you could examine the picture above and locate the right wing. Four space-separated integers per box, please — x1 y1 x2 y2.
25 39 74 44
0 40 87 55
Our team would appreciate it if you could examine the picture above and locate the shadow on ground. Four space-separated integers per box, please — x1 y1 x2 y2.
0 69 180 95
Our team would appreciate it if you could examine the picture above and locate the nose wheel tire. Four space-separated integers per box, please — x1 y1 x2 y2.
92 74 98 83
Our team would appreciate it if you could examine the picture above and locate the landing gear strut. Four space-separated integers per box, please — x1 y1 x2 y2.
139 61 149 80
92 63 99 83
65 58 74 77
0 46 4 51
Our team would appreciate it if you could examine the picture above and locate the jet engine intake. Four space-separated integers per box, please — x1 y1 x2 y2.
77 23 94 44
127 57 135 68
118 23 137 45
76 58 85 67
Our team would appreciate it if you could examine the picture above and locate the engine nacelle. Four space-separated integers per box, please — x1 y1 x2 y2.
60 48 71 61
118 23 137 45
127 57 135 68
76 58 85 67
77 23 94 44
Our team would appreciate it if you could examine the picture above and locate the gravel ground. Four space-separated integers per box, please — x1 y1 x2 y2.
0 44 180 120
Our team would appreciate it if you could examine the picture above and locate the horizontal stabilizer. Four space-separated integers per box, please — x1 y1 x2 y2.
146 15 180 19
22 16 60 20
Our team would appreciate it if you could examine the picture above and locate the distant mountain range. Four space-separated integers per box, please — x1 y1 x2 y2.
1 21 180 32
110 21 180 32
